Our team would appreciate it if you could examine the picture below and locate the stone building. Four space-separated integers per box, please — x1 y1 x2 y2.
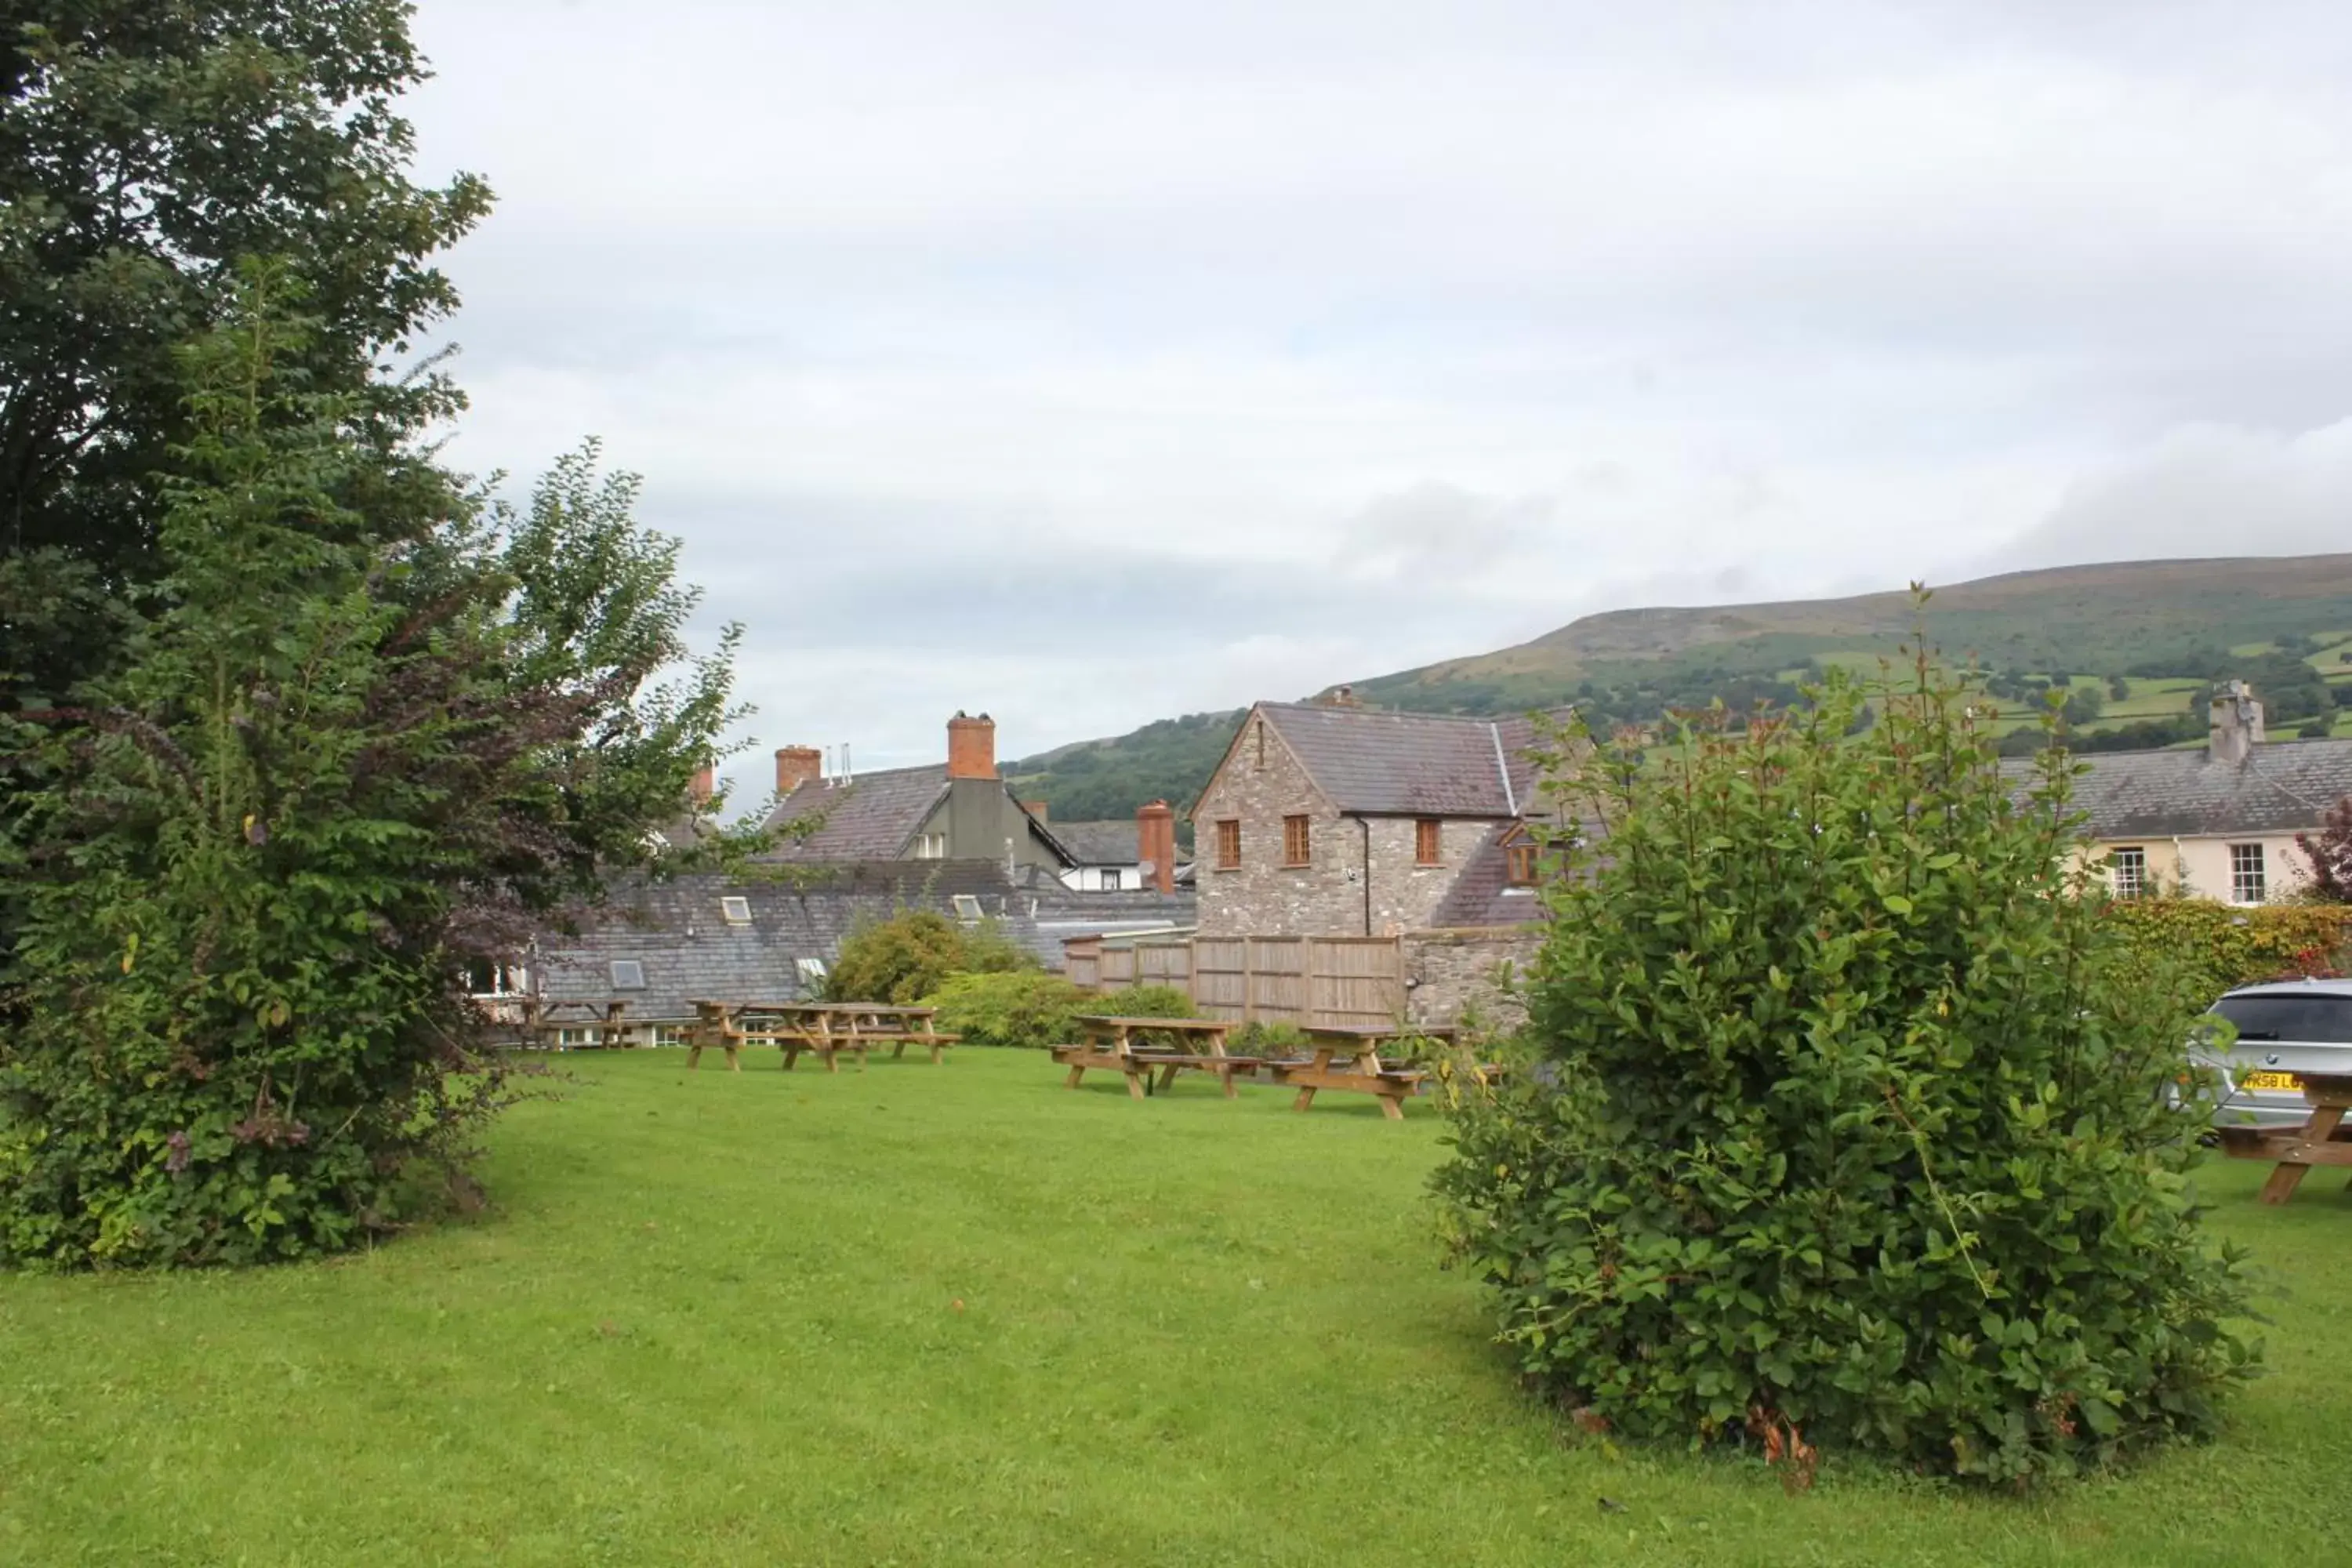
1189 696 1575 938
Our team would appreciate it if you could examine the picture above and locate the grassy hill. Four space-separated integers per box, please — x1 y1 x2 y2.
1010 554 2352 818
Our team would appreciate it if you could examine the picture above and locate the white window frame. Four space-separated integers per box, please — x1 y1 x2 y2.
2229 843 2267 906
951 894 985 922
2108 846 2147 900
794 957 828 989
467 962 529 998
912 832 948 859
609 959 647 991
720 895 753 925
650 1023 686 1047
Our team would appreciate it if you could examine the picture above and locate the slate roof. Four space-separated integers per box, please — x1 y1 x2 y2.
1426 823 1544 927
2001 739 2352 840
528 862 1201 1019
1251 702 1573 818
1050 819 1142 865
760 764 949 860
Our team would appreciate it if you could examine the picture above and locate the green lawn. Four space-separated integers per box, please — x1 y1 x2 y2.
2 1051 2348 1567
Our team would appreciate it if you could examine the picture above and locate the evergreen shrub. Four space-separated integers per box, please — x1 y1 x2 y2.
1435 653 2256 1483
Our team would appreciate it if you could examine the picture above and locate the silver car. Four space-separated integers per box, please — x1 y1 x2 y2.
2200 978 2352 1130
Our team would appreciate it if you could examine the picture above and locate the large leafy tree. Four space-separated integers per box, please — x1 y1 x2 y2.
1436 654 2254 1484
0 0 488 701
0 281 743 1268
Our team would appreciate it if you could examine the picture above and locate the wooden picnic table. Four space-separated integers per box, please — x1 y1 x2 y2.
526 999 628 1051
2216 1071 2352 1204
688 1000 958 1073
1261 1025 1455 1121
1051 1014 1257 1101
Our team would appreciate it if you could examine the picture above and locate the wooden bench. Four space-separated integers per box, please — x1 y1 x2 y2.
1054 1016 1244 1100
1261 1025 1450 1120
2216 1070 2352 1203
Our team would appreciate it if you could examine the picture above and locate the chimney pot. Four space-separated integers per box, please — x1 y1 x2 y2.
1022 798 1050 822
774 746 823 797
946 713 998 780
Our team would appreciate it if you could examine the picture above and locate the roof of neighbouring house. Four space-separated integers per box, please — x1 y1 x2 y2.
2000 739 2352 840
1241 702 1577 818
1048 819 1143 865
532 862 1053 1019
528 861 1200 1020
759 764 950 859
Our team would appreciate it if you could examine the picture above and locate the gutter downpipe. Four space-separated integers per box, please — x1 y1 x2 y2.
1346 813 1373 935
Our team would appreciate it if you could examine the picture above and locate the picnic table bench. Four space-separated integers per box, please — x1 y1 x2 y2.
524 999 628 1051
688 1000 959 1073
1051 1015 1258 1100
2216 1071 2352 1204
1262 1025 1456 1121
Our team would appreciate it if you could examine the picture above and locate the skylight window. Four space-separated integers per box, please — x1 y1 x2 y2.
720 895 752 924
951 894 984 921
608 960 646 991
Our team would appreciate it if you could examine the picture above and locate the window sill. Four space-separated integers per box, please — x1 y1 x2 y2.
1282 861 1312 870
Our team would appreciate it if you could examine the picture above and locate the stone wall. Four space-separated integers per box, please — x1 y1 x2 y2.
1402 927 1543 1034
1195 710 1502 937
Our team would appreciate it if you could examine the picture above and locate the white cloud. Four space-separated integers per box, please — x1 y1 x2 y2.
398 0 2352 784
2001 419 2352 571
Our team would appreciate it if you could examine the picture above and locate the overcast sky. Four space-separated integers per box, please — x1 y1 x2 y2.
403 0 2352 799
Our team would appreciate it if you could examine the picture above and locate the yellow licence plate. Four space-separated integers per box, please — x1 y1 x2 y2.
2241 1070 2302 1092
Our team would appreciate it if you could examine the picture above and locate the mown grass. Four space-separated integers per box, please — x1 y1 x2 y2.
2 1050 2348 1566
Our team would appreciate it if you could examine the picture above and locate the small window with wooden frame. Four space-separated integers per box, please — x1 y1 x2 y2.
1283 814 1312 867
1214 818 1242 870
1504 827 1540 887
1415 818 1443 866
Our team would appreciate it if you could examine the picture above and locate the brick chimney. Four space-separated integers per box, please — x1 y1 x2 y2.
688 763 715 809
946 712 997 780
2209 681 2266 766
774 746 822 797
1136 799 1177 895
1022 799 1050 822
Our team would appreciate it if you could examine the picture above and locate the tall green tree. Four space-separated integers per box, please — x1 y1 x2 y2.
0 281 742 1268
0 0 488 700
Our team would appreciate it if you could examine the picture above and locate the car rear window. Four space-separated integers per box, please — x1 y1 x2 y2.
2210 994 2352 1044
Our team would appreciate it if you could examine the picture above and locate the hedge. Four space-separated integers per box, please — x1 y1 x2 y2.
2103 898 2352 1002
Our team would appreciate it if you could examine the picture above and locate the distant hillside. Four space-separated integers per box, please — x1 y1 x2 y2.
1009 554 2352 818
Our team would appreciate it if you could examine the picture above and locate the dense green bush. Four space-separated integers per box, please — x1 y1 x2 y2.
1435 654 2256 1485
1106 985 1200 1019
825 911 1036 1004
1231 1019 1311 1054
924 971 1091 1049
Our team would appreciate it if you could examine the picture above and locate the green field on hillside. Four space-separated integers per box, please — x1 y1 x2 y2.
1011 558 2352 821
2 1051 2347 1566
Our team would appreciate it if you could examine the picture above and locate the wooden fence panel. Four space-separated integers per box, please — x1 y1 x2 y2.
1135 942 1192 989
1308 936 1405 1029
1191 938 1248 1018
1064 933 1404 1028
1247 937 1307 1023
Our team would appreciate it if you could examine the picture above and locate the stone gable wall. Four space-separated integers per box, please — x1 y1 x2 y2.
1194 712 1505 938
